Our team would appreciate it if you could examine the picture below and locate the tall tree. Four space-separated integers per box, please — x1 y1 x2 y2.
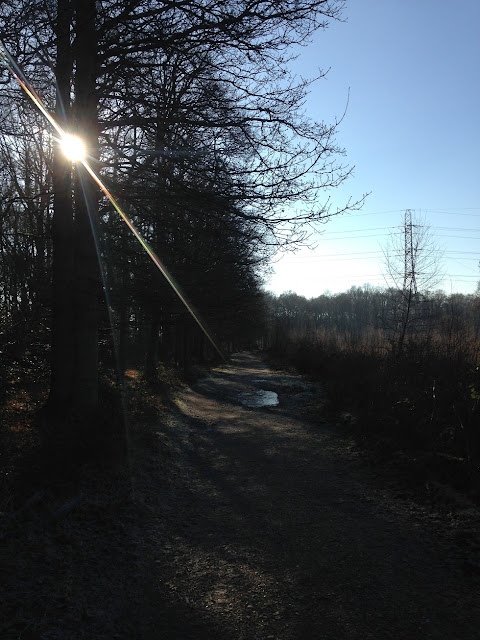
0 0 359 430
48 0 74 412
70 0 100 412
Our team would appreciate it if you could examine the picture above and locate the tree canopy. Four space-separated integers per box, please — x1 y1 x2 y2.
0 0 358 426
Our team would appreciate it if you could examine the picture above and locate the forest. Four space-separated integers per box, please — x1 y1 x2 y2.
0 0 478 505
0 0 362 473
2 2 480 637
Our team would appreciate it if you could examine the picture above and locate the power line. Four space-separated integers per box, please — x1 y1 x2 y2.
283 249 478 257
349 208 480 217
317 234 392 240
436 235 480 240
425 208 480 213
314 225 480 240
312 233 480 242
443 274 479 278
319 227 480 235
283 253 478 261
448 258 478 273
436 227 480 232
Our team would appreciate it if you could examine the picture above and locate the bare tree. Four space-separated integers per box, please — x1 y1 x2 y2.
383 210 444 354
0 0 360 441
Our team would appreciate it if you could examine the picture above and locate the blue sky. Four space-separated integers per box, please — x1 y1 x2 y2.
266 0 480 297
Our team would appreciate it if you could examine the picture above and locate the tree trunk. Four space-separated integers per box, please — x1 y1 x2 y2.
118 299 129 376
145 317 160 381
397 287 413 356
72 0 100 413
47 0 74 413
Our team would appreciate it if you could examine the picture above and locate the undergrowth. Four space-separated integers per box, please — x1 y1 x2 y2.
268 330 480 501
0 349 186 515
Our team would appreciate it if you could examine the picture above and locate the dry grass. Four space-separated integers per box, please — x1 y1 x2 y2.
269 325 480 499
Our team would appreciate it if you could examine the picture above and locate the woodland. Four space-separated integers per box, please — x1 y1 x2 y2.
2 3 480 637
0 0 479 505
0 0 362 474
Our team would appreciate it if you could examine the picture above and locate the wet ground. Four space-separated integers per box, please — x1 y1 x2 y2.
238 389 279 408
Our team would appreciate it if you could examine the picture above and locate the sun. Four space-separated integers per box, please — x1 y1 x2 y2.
60 133 86 162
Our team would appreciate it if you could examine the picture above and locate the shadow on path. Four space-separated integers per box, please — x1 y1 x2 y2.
141 352 480 639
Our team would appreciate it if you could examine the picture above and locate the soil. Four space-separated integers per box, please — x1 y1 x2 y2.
2 352 480 639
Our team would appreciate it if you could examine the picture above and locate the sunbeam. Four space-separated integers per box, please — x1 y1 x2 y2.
0 40 224 361
80 160 224 360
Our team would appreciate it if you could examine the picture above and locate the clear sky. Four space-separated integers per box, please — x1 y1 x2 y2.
265 0 480 298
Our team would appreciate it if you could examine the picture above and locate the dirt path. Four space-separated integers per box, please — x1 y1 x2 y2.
139 353 480 639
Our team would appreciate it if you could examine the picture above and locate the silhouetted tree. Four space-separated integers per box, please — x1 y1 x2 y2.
0 0 359 453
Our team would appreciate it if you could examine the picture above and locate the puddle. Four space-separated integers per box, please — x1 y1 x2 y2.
238 390 279 408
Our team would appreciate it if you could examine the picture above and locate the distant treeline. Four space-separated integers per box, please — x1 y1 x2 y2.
264 286 480 355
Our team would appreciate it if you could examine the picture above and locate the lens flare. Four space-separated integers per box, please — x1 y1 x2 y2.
61 133 86 162
81 160 224 359
0 39 224 361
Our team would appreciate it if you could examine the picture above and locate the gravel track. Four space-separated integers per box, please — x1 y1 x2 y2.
4 352 479 639
139 352 480 639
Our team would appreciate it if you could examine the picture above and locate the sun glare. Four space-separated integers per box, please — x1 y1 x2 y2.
60 133 86 162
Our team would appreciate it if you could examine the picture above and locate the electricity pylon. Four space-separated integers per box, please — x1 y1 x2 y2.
402 209 418 296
